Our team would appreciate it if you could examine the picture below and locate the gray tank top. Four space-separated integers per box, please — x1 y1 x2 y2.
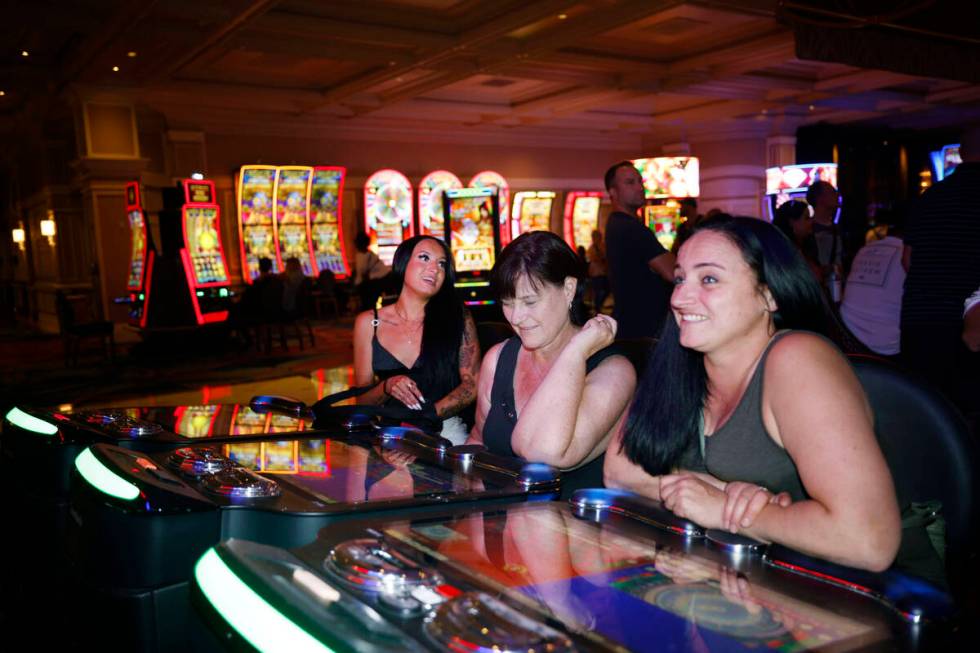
702 331 807 501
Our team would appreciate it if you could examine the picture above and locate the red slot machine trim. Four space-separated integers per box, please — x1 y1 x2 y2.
313 165 350 279
125 181 142 212
271 168 284 273
180 248 206 325
562 191 603 249
140 249 155 329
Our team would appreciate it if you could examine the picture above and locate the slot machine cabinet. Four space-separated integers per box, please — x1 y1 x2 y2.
418 170 462 241
633 157 700 251
179 178 232 324
510 190 556 241
237 165 279 282
444 187 501 320
123 181 155 327
364 169 414 266
468 170 511 248
310 166 350 278
273 166 317 276
562 191 603 250
764 163 838 222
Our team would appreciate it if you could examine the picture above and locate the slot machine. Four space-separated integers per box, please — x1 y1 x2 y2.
633 156 700 250
273 166 317 276
310 166 350 278
511 190 556 240
237 165 279 282
418 170 462 241
179 178 232 324
562 190 603 250
364 169 414 266
444 187 501 316
469 170 511 247
764 163 838 222
929 144 960 182
123 181 154 327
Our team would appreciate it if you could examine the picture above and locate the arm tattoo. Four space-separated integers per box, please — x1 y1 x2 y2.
435 316 479 418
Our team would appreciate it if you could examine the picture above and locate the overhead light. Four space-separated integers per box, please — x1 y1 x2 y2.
40 210 56 245
558 13 568 20
112 65 120 72
191 172 205 180
0 91 6 97
127 51 138 58
808 105 815 111
21 50 29 57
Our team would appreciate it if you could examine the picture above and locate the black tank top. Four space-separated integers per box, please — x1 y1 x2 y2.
483 337 624 497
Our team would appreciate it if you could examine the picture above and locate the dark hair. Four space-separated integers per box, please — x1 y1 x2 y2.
491 231 587 325
679 197 698 210
390 235 466 399
773 200 809 243
354 231 370 252
258 257 273 273
604 160 637 192
806 180 835 206
620 215 832 475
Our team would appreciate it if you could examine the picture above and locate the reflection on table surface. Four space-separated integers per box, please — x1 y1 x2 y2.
69 365 355 410
380 502 885 653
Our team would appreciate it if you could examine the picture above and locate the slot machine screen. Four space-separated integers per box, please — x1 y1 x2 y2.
418 170 462 240
445 188 498 273
469 170 511 247
563 192 601 250
364 169 414 266
310 167 348 277
127 209 147 290
184 207 229 284
512 191 555 239
238 166 279 280
274 166 315 275
633 157 700 199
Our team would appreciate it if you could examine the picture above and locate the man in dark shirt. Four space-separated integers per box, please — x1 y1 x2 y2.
901 128 980 415
603 161 676 339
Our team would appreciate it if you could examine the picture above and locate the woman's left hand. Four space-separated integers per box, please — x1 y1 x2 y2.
569 314 617 358
659 473 726 530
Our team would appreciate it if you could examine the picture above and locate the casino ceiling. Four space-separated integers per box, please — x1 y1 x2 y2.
2 0 980 147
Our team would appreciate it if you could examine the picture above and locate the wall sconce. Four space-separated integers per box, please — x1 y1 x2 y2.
40 210 56 246
11 225 25 251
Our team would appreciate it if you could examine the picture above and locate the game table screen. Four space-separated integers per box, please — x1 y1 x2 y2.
382 505 880 653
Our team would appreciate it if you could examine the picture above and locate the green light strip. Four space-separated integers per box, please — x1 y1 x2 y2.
195 549 335 653
455 281 489 288
5 407 58 435
74 448 140 501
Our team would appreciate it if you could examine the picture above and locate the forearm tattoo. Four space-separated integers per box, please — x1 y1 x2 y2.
436 317 479 417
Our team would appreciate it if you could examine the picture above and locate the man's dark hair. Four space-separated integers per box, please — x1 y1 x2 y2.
258 257 273 273
806 180 836 206
604 160 638 192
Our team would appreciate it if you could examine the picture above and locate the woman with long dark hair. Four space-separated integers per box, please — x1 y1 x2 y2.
604 216 901 572
353 235 479 444
467 231 635 494
772 200 822 283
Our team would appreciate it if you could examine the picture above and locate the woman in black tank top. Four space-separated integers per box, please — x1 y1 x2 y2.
467 232 636 496
607 216 902 573
352 236 480 444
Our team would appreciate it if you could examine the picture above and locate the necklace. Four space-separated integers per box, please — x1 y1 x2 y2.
394 305 424 345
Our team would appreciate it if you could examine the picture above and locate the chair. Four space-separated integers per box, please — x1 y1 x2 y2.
313 270 341 318
55 290 115 367
849 354 979 561
276 278 316 351
475 321 514 353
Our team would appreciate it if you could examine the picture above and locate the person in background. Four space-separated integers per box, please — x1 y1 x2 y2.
281 256 308 318
772 200 821 283
353 235 479 444
353 231 391 310
671 197 701 253
586 229 609 315
840 206 906 357
603 161 676 339
807 180 844 303
605 216 901 573
964 286 980 353
901 126 980 416
467 231 635 496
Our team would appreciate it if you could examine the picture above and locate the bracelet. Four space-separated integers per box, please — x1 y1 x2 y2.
382 378 391 396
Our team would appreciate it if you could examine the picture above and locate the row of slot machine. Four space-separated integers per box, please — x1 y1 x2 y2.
124 178 233 329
